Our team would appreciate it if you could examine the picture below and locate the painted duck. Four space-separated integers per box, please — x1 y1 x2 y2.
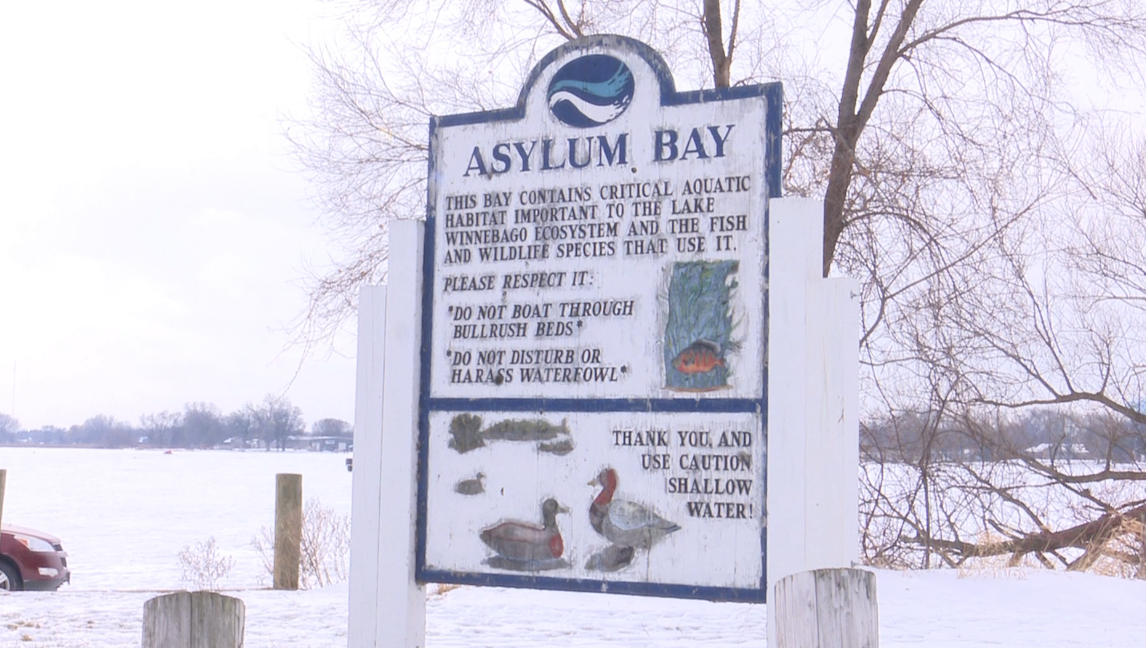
454 472 486 495
480 498 568 562
589 468 680 549
585 544 636 572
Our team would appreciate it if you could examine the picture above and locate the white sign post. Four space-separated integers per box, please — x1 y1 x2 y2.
349 34 859 647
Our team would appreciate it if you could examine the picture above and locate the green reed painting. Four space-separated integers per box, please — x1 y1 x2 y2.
663 260 738 391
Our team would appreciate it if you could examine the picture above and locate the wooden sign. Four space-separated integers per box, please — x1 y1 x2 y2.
415 35 781 601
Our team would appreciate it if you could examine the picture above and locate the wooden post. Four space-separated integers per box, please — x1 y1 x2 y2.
142 591 245 648
0 469 6 531
273 473 303 590
773 568 879 648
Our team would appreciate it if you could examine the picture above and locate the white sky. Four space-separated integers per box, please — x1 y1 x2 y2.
2 2 1142 432
0 0 356 429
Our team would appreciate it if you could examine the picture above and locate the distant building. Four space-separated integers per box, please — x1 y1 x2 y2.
285 435 352 452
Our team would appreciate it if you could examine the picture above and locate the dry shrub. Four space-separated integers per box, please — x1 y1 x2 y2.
252 498 351 588
1088 519 1146 580
178 536 234 590
298 498 351 587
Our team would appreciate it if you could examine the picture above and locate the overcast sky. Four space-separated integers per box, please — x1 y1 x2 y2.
4 2 1143 432
0 0 356 429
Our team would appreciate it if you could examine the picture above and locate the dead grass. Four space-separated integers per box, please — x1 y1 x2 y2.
956 533 1032 580
429 583 463 597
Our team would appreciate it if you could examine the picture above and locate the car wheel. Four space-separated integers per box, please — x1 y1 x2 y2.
0 560 22 592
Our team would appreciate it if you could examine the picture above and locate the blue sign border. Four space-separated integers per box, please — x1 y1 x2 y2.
414 34 782 603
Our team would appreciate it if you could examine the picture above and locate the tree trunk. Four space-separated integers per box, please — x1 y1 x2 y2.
702 0 731 88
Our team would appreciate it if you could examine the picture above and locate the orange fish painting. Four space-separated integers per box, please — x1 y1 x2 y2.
663 260 738 391
672 340 725 374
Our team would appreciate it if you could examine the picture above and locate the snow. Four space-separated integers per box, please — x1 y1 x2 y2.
1 447 1144 647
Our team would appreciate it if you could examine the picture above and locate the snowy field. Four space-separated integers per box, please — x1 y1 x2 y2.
1 447 1144 647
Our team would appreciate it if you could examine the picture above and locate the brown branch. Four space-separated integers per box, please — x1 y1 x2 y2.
978 390 1146 427
908 501 1146 560
522 0 582 40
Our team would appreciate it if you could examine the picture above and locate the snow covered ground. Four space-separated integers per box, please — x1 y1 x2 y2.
1 447 1144 647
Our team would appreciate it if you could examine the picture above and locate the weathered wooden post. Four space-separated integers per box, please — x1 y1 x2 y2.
142 590 245 648
774 568 879 648
273 473 302 590
0 468 7 530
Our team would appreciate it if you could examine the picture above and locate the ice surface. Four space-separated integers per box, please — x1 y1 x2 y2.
0 448 1143 647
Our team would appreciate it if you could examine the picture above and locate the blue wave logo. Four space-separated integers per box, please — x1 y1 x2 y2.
547 55 634 128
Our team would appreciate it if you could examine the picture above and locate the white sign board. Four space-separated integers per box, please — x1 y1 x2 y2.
416 35 781 601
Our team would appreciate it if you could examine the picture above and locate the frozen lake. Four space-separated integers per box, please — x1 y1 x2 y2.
0 447 352 590
1 447 1144 647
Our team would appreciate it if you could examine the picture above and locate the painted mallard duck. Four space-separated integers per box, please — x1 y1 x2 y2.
480 498 569 562
589 468 680 549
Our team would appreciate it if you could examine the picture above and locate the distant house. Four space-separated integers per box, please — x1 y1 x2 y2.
285 435 353 452
220 437 260 450
1024 442 1095 461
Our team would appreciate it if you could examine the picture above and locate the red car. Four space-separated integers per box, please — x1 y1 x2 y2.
0 524 71 591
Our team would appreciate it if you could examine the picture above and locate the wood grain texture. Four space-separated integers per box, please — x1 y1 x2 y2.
142 591 245 648
273 473 302 590
774 568 878 648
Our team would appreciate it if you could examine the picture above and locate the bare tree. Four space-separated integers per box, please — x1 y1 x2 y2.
311 418 352 438
226 405 260 449
140 410 183 447
255 395 305 451
857 130 1146 576
862 408 1146 577
290 0 1146 577
0 413 18 442
70 415 134 448
183 402 226 448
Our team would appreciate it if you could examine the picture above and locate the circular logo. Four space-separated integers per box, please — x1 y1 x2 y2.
547 55 634 128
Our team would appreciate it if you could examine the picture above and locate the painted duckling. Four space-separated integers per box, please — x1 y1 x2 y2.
480 498 569 562
454 472 486 495
589 468 680 549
